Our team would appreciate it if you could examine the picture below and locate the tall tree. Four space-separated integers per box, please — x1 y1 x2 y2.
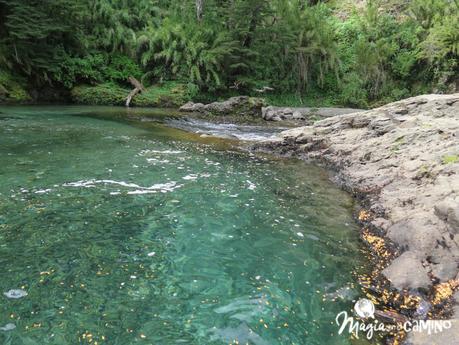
0 0 85 83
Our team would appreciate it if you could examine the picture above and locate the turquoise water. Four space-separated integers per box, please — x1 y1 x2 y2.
0 107 365 345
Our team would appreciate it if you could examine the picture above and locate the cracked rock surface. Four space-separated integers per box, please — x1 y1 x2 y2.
261 105 363 122
253 94 459 344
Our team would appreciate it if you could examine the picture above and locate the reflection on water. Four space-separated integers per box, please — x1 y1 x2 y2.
0 106 368 345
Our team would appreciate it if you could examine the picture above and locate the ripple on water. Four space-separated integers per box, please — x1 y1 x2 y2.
62 179 182 194
0 106 368 345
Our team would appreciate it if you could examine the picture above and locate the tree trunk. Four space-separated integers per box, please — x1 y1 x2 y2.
125 76 145 107
196 0 204 21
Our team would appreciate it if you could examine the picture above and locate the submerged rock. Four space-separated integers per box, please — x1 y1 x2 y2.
0 323 16 331
4 289 28 299
414 299 431 319
180 96 266 116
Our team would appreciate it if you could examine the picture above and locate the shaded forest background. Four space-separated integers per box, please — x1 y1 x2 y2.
0 0 458 108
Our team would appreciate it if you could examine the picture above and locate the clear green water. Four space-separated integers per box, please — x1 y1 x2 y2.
0 107 365 345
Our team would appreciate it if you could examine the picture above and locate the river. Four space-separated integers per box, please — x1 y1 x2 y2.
0 106 368 345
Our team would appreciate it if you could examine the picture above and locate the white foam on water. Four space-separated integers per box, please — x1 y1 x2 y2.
182 174 198 181
139 149 183 156
35 189 52 194
146 158 170 164
246 180 256 190
63 180 182 194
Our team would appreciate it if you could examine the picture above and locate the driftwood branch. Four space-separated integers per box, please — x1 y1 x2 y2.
126 76 145 107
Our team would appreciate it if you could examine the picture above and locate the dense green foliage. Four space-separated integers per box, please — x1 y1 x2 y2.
0 0 457 107
71 81 190 106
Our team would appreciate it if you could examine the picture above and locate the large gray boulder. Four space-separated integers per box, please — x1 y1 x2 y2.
180 96 266 116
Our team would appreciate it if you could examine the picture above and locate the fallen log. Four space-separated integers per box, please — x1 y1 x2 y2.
125 76 145 107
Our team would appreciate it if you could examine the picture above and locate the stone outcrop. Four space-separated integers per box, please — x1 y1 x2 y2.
180 96 266 116
262 106 363 122
252 93 459 344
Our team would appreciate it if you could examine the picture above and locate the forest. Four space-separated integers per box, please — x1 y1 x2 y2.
0 0 458 108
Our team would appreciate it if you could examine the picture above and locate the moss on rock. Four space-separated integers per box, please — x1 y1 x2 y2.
0 69 31 103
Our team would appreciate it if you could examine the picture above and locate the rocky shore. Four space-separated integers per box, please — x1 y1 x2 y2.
261 105 363 122
252 94 459 344
180 96 266 117
179 96 363 125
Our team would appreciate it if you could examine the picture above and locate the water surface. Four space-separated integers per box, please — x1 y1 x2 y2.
0 106 366 345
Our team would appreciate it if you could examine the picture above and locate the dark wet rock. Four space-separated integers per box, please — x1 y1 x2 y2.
180 96 266 116
374 309 409 324
323 285 358 301
368 116 396 135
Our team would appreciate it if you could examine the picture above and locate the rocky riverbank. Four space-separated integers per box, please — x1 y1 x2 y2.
179 96 364 125
180 96 266 117
252 94 459 344
261 105 363 122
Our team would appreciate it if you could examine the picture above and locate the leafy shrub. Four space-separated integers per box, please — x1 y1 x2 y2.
71 81 190 107
132 82 191 107
0 69 31 103
137 19 236 91
71 83 127 105
56 54 143 89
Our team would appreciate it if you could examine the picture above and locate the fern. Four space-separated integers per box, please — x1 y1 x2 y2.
137 19 236 90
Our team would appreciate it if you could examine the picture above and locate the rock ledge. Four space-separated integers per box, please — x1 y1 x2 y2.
180 96 266 116
253 93 459 344
262 105 363 122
